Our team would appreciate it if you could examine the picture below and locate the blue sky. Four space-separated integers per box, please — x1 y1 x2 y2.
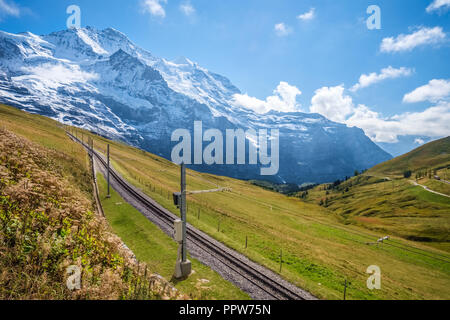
1 0 449 155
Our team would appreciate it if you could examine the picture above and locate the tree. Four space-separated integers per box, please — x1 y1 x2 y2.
354 170 360 177
333 180 342 188
300 191 308 199
403 170 412 179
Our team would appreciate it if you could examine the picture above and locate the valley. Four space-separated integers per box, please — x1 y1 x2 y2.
1 105 444 300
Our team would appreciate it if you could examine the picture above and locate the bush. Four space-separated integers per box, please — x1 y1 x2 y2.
403 170 412 178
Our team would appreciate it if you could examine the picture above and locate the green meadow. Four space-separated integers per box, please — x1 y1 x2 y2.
1 104 449 300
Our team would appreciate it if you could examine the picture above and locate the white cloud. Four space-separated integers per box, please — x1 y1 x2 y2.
414 138 425 145
232 82 302 114
426 0 450 13
380 27 446 53
346 102 450 143
350 66 413 92
346 105 399 143
297 8 315 21
141 0 167 18
308 83 450 143
403 79 450 103
310 85 354 122
274 23 292 37
180 2 195 16
0 0 20 20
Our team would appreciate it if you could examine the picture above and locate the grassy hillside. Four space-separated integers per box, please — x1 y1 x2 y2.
52 115 450 299
300 137 450 250
0 104 247 300
2 104 450 300
97 173 249 300
302 175 449 245
369 136 450 177
0 125 176 299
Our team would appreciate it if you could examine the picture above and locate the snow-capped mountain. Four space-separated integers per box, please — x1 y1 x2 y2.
0 27 391 184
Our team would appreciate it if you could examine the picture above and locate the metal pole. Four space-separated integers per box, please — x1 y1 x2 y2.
279 249 283 273
343 280 347 300
107 144 111 198
181 163 187 263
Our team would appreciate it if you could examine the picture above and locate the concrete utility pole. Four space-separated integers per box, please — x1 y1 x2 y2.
172 164 232 279
174 163 191 279
89 137 94 158
107 144 111 198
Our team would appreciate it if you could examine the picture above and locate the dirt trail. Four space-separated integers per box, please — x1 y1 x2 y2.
409 180 450 199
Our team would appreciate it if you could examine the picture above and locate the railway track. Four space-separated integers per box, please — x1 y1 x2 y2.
68 132 316 300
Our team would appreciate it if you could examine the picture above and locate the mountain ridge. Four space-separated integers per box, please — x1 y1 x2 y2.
0 26 392 183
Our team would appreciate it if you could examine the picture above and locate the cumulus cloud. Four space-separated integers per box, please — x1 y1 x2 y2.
141 0 167 18
350 66 413 92
0 0 20 20
232 82 302 114
274 23 292 37
308 83 450 143
380 27 446 53
297 8 315 21
426 0 450 13
414 138 425 145
403 79 450 103
346 102 450 143
310 85 354 122
179 2 195 16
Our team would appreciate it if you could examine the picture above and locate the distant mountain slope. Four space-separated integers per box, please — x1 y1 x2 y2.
298 137 450 244
369 136 450 176
0 27 391 184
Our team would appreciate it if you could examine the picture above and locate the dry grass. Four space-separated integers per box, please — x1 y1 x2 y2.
0 127 185 300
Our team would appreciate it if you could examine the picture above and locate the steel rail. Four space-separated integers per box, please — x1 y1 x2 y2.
68 132 314 300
